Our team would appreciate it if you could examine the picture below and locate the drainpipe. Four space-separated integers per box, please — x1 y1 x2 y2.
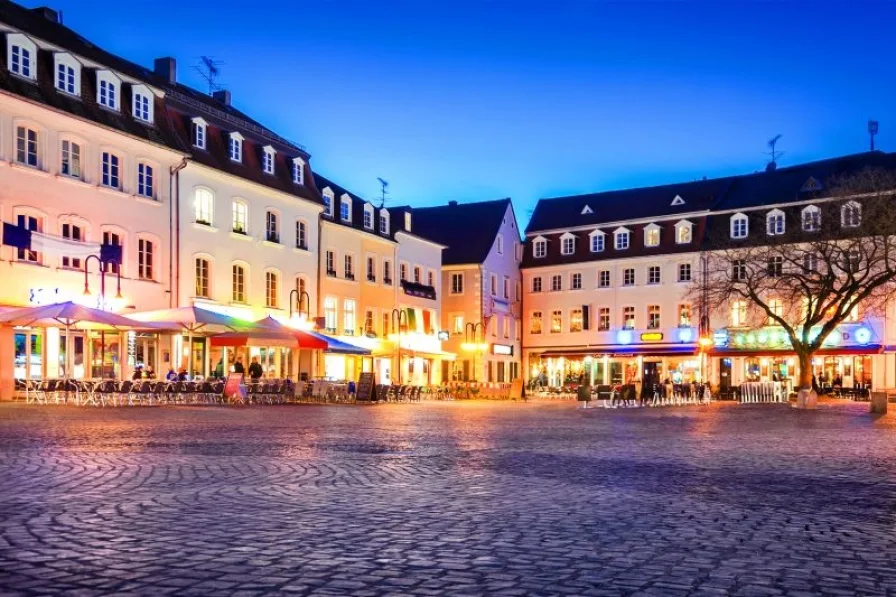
169 158 188 308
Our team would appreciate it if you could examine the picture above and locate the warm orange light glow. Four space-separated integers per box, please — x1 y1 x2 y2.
699 336 712 347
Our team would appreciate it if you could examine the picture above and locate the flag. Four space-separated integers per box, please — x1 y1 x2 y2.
30 231 99 257
406 307 417 332
423 310 432 334
2 222 31 249
100 243 123 264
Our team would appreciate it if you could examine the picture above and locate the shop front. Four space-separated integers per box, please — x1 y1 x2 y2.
530 346 700 389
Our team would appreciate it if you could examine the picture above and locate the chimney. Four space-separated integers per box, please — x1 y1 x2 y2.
448 200 458 207
153 57 176 85
212 89 232 107
32 7 59 23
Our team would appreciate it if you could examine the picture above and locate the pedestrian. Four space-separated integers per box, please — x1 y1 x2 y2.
177 367 189 382
166 368 177 381
233 358 245 374
811 373 819 393
248 357 263 381
145 365 155 379
132 366 143 381
214 358 224 379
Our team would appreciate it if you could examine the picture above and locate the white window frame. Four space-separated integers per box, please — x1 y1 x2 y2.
496 234 504 255
730 213 748 239
100 151 121 189
674 220 693 244
802 205 821 232
15 124 39 168
340 195 352 222
532 276 542 293
291 157 305 184
841 201 861 228
265 269 280 308
379 210 390 234
60 137 82 179
137 161 154 198
232 200 249 234
614 227 630 250
232 262 248 304
194 187 214 226
560 233 575 255
54 52 80 96
766 209 785 236
322 188 335 217
647 265 661 285
450 272 464 295
262 145 276 174
131 84 153 123
678 263 692 282
8 34 36 80
191 117 207 150
228 132 244 162
533 236 547 258
644 223 661 247
622 268 635 287
598 270 610 288
363 204 374 229
265 210 280 244
137 236 156 281
589 230 605 253
194 256 212 299
570 272 582 290
96 71 120 111
295 219 308 249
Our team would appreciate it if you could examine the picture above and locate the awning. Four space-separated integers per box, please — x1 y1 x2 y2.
710 345 882 357
209 330 299 348
383 349 456 361
308 331 371 355
537 345 698 358
251 316 328 349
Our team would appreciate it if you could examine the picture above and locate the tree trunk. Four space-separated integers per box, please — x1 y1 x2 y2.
797 350 813 390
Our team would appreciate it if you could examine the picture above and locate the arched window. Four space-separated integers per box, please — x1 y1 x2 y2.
766 209 785 236
194 188 214 225
802 205 821 232
265 270 280 308
232 263 247 303
841 201 861 228
265 210 280 243
195 257 211 298
730 213 748 239
232 200 248 234
295 219 307 249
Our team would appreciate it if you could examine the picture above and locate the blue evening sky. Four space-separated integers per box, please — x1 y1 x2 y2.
34 0 896 226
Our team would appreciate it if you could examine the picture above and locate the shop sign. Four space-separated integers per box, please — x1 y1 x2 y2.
492 344 513 356
437 330 449 341
640 332 663 342
713 330 729 347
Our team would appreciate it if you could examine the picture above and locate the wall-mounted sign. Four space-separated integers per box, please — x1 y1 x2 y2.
492 344 513 356
437 330 449 341
640 332 664 342
713 330 729 347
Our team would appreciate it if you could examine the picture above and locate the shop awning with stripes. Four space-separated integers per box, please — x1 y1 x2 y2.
308 332 372 355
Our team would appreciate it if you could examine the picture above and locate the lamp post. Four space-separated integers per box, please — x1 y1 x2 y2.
83 254 122 379
391 308 409 384
463 321 487 383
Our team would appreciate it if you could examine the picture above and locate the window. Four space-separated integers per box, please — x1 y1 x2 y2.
644 225 660 247
622 268 635 286
767 210 785 236
98 78 117 110
842 201 861 228
343 299 356 335
598 270 610 288
647 305 661 329
451 273 464 294
598 307 610 331
622 306 635 330
570 308 583 332
295 220 307 248
10 43 32 78
379 212 389 234
502 316 510 338
323 191 334 216
678 304 691 327
400 262 408 282
415 266 422 284
732 259 747 281
844 249 860 273
404 212 412 231
571 273 582 290
648 266 661 285
101 152 120 189
614 229 630 250
366 256 376 282
292 158 304 184
265 211 279 243
497 235 504 254
531 311 543 334
590 233 604 252
364 309 375 335
16 214 41 262
802 206 821 232
730 214 748 239
430 270 436 288
194 188 213 225
262 147 275 174
676 222 692 244
61 223 84 269
678 263 691 282
133 92 151 122
363 206 373 229
534 239 546 258
340 199 350 222
560 235 575 255
326 251 336 276
191 118 206 149
731 300 747 326
15 126 37 167
768 256 783 277
61 140 81 178
228 133 243 162
138 238 154 280
56 62 76 94
195 258 210 298
550 310 562 333
232 264 246 303
503 276 510 298
551 274 562 292
137 163 154 198
265 271 279 308
382 313 391 337
102 231 121 274
453 314 464 334
768 298 783 324
532 276 542 292
516 280 521 301
345 254 355 280
383 260 392 284
324 297 337 332
232 202 248 234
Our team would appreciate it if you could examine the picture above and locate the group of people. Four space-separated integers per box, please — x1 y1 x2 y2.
212 357 265 381
134 357 269 384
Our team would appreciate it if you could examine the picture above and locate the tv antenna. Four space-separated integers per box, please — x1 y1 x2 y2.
765 134 784 170
868 120 879 151
193 56 224 95
376 178 389 208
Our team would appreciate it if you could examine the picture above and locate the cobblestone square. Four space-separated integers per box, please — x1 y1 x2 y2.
1 401 895 596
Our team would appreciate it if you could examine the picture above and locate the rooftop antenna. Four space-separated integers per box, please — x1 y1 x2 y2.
765 134 783 171
868 120 879 151
193 56 224 95
376 178 389 208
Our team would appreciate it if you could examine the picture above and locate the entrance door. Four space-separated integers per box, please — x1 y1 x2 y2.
720 358 732 390
643 361 659 395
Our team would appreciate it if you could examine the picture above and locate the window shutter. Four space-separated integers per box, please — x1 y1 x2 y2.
582 305 591 330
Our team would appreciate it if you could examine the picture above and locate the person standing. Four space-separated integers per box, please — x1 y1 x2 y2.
248 357 263 381
233 358 245 375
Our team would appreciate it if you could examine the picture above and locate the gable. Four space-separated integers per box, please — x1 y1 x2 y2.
671 195 685 206
581 205 593 215
801 177 823 193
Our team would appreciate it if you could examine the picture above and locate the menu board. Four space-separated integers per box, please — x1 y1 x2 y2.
356 372 376 402
510 379 524 401
224 373 246 402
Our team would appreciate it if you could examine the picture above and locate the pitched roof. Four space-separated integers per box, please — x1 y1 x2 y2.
313 173 406 241
412 198 512 265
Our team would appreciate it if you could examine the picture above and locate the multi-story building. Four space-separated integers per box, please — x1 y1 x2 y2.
414 198 523 383
314 174 448 385
0 4 186 394
522 151 896 393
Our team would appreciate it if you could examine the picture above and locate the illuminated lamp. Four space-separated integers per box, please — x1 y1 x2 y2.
735 334 746 346
617 330 633 345
746 333 756 345
757 331 768 345
679 328 694 343
583 355 593 364
699 336 712 348
855 327 872 345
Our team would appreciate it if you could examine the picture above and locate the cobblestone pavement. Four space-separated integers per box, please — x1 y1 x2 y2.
1 401 896 596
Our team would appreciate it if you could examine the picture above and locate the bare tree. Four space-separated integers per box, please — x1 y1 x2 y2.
690 168 896 399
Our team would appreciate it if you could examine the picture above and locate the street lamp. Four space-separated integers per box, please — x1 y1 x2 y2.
289 289 311 320
391 308 409 384
83 254 122 379
463 321 487 382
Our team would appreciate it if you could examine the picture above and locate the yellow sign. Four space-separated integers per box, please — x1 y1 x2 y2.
640 332 664 342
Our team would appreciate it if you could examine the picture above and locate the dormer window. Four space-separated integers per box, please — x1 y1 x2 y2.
405 212 412 231
730 213 748 239
323 189 334 217
363 204 374 229
766 209 785 236
8 35 35 79
379 210 390 234
132 85 153 123
589 230 605 252
96 71 120 110
228 132 243 162
614 228 631 250
262 146 275 174
675 220 693 244
340 195 352 222
560 233 576 255
54 53 79 95
533 236 547 258
644 224 661 247
291 157 304 184
841 201 861 228
191 117 207 149
802 205 821 231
